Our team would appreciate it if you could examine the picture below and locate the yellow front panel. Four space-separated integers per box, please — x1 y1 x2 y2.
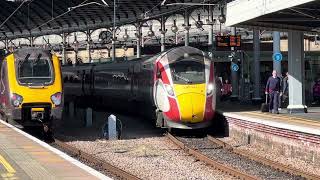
6 53 62 108
174 84 206 123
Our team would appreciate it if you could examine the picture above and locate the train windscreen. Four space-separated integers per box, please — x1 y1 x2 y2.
170 59 205 84
17 55 53 85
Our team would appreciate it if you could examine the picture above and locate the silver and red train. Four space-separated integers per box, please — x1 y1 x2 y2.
62 46 216 129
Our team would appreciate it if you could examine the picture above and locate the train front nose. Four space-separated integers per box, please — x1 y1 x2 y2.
177 93 205 123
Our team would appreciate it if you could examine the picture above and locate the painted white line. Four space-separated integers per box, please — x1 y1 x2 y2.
0 120 112 180
222 112 320 136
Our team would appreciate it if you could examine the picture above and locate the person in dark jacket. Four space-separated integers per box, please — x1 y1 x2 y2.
265 70 281 114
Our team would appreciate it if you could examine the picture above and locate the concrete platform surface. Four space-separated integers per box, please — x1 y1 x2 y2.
0 120 110 180
218 101 320 136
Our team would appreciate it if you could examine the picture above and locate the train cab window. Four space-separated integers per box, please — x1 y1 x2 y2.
17 55 53 85
170 60 205 84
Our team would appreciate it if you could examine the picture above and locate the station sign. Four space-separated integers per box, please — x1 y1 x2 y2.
231 63 239 72
216 35 241 47
273 52 282 62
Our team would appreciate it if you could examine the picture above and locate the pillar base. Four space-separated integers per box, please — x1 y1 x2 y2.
252 98 262 105
287 105 308 114
230 96 239 101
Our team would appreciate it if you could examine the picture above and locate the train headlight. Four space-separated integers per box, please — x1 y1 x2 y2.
11 93 23 107
207 83 214 96
165 84 175 97
51 92 62 106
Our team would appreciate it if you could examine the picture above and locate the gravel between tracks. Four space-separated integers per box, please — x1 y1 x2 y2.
220 137 320 177
178 137 304 180
65 137 236 180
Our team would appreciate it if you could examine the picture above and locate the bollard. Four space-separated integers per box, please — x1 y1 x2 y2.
86 108 92 127
108 114 117 140
69 102 74 117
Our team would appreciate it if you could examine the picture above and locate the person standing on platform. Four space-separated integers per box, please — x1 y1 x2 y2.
221 79 232 101
313 78 320 104
265 70 281 114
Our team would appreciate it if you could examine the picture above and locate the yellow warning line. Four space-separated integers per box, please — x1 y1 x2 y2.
0 155 15 174
1 173 16 179
240 111 320 127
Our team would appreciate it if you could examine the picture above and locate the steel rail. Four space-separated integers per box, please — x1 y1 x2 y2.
207 135 320 180
166 133 258 180
54 139 141 180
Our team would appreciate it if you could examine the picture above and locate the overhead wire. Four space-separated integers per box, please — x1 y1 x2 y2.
32 0 91 31
0 0 30 30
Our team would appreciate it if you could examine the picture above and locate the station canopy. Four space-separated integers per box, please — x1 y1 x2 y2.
226 0 320 33
0 0 221 40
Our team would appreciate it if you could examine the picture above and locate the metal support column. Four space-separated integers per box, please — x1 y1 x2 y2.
230 27 239 101
252 29 262 103
184 10 190 46
160 16 166 52
62 33 67 65
4 38 8 51
74 32 78 66
136 24 141 58
87 31 92 63
273 31 281 75
112 0 116 61
208 6 214 57
29 37 34 47
287 31 307 113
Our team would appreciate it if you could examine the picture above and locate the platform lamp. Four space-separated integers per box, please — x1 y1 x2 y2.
8 41 16 52
86 36 94 62
72 38 79 66
123 29 129 42
148 25 155 37
195 13 204 30
171 19 178 44
218 5 226 35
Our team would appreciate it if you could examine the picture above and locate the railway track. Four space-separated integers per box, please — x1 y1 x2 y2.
207 135 320 180
53 139 141 180
166 133 256 180
166 133 316 180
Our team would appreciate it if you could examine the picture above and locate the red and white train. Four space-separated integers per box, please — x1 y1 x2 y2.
62 46 216 129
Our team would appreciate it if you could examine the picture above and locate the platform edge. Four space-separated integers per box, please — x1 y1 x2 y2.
0 120 112 180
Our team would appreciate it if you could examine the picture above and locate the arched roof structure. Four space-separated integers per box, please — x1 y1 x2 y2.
0 0 224 40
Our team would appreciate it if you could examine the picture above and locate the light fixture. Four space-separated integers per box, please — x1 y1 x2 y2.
122 44 128 51
123 29 129 41
73 39 79 52
148 25 155 37
73 39 79 46
195 13 204 29
171 19 178 33
218 5 226 24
